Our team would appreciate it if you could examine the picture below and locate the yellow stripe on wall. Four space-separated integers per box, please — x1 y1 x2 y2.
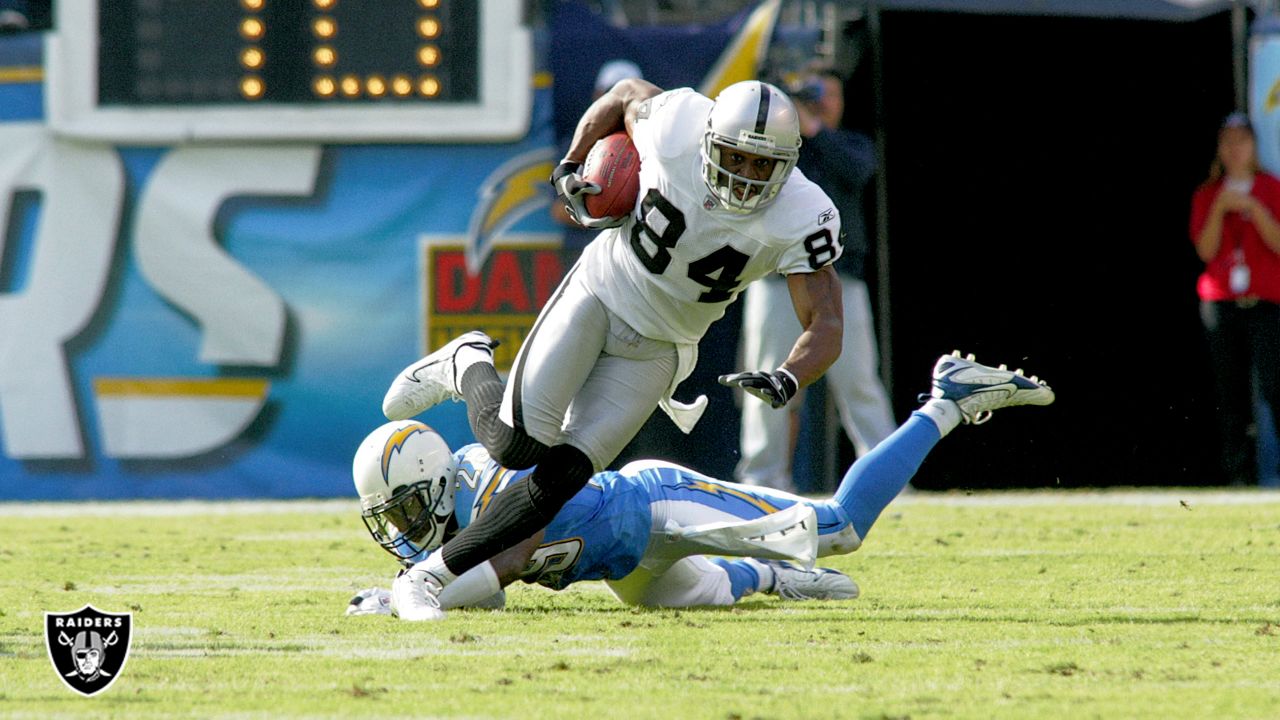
0 66 43 83
94 377 270 398
697 0 781 98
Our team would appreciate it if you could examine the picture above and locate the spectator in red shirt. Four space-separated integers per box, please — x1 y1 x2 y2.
1190 112 1280 485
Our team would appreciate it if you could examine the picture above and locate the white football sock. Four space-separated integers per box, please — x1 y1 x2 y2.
918 398 962 438
437 561 501 609
455 344 494 384
741 558 776 595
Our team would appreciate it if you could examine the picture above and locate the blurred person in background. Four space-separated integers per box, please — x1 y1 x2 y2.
1190 112 1280 485
0 0 49 32
735 68 895 493
0 0 29 31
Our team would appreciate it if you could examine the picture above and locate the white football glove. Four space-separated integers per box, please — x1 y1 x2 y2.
348 565 506 618
550 160 625 229
345 587 393 616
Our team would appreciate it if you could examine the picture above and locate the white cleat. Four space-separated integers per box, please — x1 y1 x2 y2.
930 350 1055 425
383 331 497 420
763 561 860 601
391 568 446 621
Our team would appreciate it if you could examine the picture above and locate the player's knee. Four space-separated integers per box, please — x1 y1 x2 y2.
527 444 594 515
484 425 548 469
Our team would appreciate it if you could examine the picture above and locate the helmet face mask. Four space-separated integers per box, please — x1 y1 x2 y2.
701 81 801 213
352 421 459 566
360 478 452 564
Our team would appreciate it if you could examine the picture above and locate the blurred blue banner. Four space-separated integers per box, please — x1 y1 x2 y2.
549 1 747 141
0 3 777 499
0 30 561 499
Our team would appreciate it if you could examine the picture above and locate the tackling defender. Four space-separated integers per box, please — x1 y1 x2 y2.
354 353 1054 619
380 78 848 620
349 422 858 616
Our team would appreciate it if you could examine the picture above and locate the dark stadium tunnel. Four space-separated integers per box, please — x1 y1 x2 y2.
878 10 1234 488
619 9 1237 490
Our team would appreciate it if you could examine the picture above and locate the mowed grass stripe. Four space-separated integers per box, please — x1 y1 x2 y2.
0 492 1276 719
2 490 1278 518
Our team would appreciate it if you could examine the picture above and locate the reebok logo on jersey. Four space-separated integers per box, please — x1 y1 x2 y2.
818 208 836 225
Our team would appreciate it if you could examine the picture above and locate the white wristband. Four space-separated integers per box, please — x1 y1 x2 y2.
436 561 502 610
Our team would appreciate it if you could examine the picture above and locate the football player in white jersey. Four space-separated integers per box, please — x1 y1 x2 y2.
380 79 850 620
354 353 1055 620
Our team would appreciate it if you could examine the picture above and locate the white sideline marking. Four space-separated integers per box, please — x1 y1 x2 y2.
4 630 634 660
136 643 635 660
894 489 1280 507
0 490 1277 517
0 499 352 516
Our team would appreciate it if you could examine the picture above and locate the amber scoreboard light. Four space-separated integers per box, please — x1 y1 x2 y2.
49 0 531 142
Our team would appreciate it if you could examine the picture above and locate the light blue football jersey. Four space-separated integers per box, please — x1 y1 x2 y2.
452 444 652 590
449 444 857 589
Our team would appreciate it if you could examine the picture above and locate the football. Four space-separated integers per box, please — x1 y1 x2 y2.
581 131 641 220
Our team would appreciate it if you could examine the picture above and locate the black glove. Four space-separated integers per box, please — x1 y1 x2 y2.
718 368 799 409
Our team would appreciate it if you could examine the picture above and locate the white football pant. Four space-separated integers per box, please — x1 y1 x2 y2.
606 556 737 607
501 265 678 471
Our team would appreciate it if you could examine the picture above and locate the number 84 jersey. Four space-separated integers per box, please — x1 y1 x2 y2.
578 87 843 346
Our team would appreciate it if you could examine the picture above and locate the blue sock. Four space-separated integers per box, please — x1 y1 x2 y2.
709 558 760 601
833 412 942 540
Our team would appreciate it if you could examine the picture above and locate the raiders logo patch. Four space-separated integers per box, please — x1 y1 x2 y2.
45 605 133 696
636 99 652 120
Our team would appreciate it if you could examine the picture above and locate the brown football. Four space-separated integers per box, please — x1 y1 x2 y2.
581 131 641 220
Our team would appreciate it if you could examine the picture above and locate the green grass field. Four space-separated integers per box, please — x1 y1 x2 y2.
1 491 1278 719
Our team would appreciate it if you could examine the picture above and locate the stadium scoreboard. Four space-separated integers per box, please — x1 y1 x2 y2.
48 0 531 142
98 0 478 106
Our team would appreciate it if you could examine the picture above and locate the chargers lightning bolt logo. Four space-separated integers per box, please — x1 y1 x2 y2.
673 478 780 514
382 422 431 480
464 147 558 274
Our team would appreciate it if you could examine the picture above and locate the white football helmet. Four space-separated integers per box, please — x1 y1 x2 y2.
352 420 459 566
701 80 801 213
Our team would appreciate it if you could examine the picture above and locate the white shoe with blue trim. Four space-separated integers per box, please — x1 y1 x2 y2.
930 351 1055 425
763 561 860 601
